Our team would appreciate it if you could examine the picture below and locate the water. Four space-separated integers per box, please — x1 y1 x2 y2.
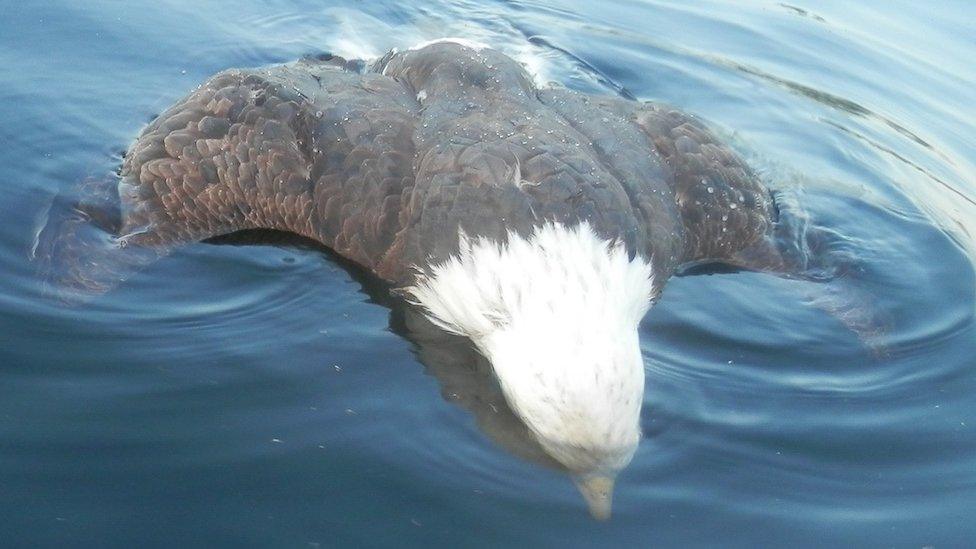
2 0 975 546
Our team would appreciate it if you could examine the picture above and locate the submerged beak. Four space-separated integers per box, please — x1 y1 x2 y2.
574 475 615 520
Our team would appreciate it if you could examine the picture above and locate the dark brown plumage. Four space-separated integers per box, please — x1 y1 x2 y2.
39 40 782 297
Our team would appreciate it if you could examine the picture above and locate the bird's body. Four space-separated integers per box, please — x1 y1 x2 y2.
116 40 776 286
40 40 791 518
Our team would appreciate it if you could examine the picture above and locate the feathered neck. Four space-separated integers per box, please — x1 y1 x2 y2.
406 222 654 341
406 222 654 472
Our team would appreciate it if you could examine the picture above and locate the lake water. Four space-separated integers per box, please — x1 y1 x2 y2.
2 1 975 546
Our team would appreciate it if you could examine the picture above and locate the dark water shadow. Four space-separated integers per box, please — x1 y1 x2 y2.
206 229 566 472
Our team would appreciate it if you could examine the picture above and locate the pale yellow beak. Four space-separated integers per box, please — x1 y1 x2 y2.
574 475 615 520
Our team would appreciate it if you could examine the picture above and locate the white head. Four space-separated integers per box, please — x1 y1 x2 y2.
406 222 655 519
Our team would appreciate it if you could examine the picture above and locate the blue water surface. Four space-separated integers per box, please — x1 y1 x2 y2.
1 1 975 546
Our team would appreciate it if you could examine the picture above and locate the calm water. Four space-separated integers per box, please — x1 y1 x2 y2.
2 1 975 546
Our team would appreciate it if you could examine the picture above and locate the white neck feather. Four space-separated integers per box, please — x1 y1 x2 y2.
406 222 655 473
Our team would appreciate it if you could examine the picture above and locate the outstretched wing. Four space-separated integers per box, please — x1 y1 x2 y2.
632 104 775 264
119 67 319 246
37 57 421 299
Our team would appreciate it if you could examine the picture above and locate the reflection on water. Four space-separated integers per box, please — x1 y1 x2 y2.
2 0 976 546
397 306 565 472
208 232 565 473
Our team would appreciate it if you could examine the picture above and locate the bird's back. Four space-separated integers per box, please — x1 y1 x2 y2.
43 41 777 296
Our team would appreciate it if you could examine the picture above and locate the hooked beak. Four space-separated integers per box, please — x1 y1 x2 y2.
573 474 615 520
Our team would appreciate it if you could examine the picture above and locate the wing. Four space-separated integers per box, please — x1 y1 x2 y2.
38 57 421 299
632 104 775 264
119 58 419 273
